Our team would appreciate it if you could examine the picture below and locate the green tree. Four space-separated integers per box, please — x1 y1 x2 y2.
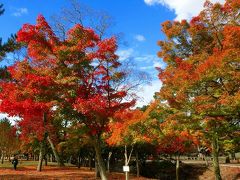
0 4 5 15
0 4 22 63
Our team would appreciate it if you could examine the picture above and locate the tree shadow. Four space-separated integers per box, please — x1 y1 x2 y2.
233 173 240 180
181 163 210 180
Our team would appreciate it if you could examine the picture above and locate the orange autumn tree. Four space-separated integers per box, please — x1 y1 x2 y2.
156 1 240 180
107 110 146 146
107 109 148 178
156 116 199 180
139 101 200 180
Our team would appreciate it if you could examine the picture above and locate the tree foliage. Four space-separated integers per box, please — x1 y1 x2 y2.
155 0 240 179
0 118 19 161
0 14 134 178
0 4 21 61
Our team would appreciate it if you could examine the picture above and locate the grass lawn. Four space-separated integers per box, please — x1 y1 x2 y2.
0 160 74 169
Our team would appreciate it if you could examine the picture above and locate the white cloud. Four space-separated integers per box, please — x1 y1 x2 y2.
0 113 21 125
144 0 225 20
116 48 134 61
153 60 165 69
12 8 28 17
136 79 162 107
140 66 153 70
135 54 158 62
135 54 166 70
134 34 146 42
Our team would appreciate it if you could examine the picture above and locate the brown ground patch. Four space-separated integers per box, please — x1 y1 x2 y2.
0 166 149 180
0 163 239 180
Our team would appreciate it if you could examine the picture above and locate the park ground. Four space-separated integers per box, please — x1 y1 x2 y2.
0 160 239 180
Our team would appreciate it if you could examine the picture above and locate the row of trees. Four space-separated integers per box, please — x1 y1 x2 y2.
0 118 18 164
0 12 136 179
0 1 239 180
104 1 240 180
155 1 240 179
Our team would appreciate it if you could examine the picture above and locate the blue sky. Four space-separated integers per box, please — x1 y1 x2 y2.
0 0 225 108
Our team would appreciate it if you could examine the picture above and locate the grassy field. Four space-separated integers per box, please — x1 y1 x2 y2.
0 160 74 169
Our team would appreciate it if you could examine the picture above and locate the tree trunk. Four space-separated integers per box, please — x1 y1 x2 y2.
212 135 222 180
48 154 51 162
44 155 48 166
77 153 81 168
107 151 112 172
37 112 47 171
95 155 100 178
88 154 92 170
47 136 64 166
124 145 134 180
93 137 108 180
231 152 236 160
204 155 209 166
176 155 180 180
37 143 44 172
69 155 72 164
43 113 62 166
8 154 11 162
1 151 4 164
136 150 140 177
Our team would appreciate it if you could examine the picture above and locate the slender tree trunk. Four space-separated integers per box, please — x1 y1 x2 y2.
95 155 100 178
44 154 48 166
8 154 10 162
44 111 64 167
69 155 72 164
124 145 134 180
136 150 140 177
37 143 44 172
107 151 112 172
212 135 222 180
37 112 47 171
204 155 209 166
88 154 92 170
77 153 81 168
47 134 65 167
93 137 108 180
231 152 236 160
1 151 4 164
48 154 51 162
176 155 180 180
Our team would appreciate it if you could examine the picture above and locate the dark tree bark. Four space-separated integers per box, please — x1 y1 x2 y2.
37 143 44 172
47 136 64 166
212 135 222 180
93 137 107 180
136 150 140 177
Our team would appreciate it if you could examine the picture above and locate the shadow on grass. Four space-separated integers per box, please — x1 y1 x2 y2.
140 161 209 180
